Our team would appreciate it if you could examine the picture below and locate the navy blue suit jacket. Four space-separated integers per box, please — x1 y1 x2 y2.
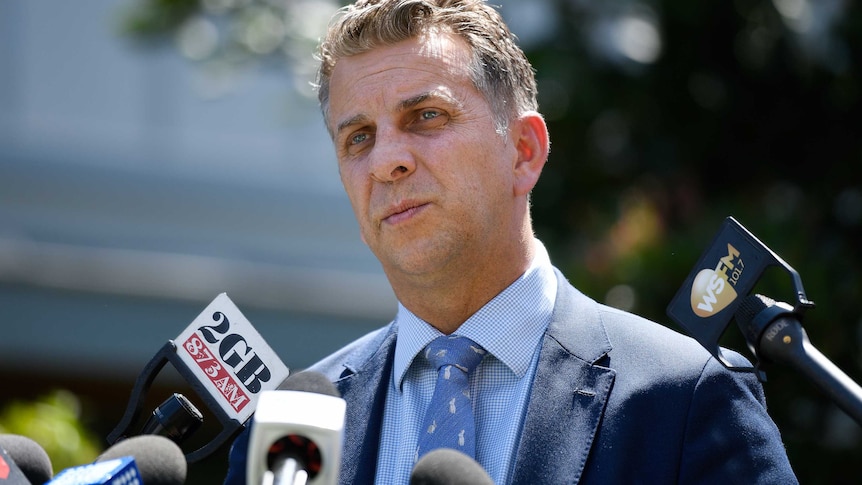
225 270 797 484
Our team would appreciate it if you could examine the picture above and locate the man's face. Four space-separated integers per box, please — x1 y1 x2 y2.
327 31 520 280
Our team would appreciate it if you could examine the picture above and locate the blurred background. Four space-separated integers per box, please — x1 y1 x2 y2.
0 0 860 483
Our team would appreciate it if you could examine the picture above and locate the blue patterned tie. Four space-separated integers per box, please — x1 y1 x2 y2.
416 335 487 461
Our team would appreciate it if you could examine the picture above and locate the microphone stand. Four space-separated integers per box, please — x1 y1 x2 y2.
737 295 862 427
267 456 308 485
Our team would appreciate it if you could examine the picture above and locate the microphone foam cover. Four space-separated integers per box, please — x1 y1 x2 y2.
735 293 775 327
410 448 494 485
278 370 340 397
96 435 186 485
0 434 54 484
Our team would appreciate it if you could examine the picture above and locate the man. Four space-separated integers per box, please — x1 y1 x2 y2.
226 0 797 483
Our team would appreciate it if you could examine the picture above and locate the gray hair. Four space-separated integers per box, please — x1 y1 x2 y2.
315 0 538 136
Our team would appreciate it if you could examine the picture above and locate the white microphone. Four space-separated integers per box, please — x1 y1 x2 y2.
247 372 345 485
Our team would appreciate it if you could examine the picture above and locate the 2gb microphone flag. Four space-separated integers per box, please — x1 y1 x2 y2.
175 293 290 424
108 292 290 463
666 217 813 371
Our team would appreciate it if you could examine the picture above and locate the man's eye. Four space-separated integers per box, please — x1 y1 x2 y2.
350 132 369 145
421 110 440 120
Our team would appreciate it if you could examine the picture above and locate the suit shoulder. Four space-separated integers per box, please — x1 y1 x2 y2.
596 302 754 376
307 323 395 380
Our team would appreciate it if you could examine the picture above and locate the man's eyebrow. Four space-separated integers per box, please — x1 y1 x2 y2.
335 113 371 137
398 90 460 111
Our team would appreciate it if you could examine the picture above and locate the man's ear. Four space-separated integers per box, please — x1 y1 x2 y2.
512 111 550 197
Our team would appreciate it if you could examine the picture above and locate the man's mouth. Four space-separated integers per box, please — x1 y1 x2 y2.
382 201 430 225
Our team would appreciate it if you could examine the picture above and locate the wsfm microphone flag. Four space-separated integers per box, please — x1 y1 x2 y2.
666 216 813 371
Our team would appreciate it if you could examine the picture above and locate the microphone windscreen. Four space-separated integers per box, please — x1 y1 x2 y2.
0 434 54 484
735 293 775 327
279 371 340 397
95 435 186 485
410 448 493 485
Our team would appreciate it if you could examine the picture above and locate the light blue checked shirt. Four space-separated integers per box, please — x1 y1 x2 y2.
374 240 558 484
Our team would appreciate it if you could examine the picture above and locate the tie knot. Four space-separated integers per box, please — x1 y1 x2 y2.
424 335 486 374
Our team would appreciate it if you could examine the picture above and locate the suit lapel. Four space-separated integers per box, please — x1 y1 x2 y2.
511 273 616 485
333 328 397 485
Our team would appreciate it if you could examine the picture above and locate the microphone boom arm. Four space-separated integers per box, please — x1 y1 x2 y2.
740 299 862 427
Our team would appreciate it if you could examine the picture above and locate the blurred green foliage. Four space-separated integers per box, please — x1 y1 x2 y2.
527 2 862 483
0 390 103 474
118 0 862 483
120 0 200 37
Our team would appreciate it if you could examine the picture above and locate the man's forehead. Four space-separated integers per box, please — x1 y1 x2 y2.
329 31 470 88
328 33 472 132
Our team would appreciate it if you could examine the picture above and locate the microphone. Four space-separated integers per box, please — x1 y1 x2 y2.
1 444 32 485
247 371 345 485
140 393 203 443
96 435 186 485
107 293 290 462
0 434 53 484
47 434 186 485
735 294 862 426
409 448 493 485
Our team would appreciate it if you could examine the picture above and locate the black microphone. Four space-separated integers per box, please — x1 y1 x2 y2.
277 370 341 396
107 293 290 462
140 393 203 443
247 371 345 485
0 434 53 484
95 435 187 485
0 443 32 485
735 294 862 426
45 435 185 485
410 448 493 485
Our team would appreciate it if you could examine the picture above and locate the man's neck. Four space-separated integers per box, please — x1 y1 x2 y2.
391 236 536 334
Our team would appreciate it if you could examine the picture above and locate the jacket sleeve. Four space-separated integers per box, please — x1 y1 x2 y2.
679 354 798 484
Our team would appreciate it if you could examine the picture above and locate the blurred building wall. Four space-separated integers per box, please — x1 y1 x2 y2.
0 0 395 400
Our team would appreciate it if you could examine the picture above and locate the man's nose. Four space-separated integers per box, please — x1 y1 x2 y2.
368 129 416 183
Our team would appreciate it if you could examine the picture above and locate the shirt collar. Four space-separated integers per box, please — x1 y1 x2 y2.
392 239 558 389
